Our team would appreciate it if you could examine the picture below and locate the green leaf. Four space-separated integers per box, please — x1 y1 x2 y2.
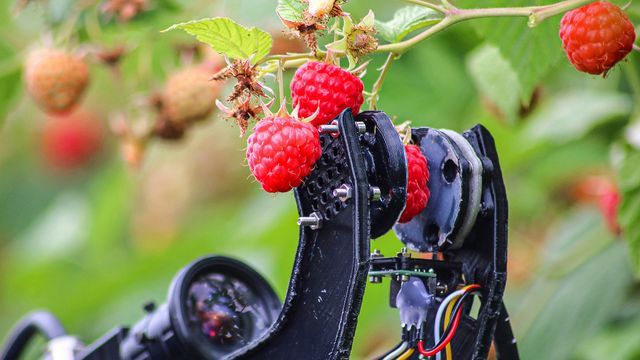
523 90 631 144
276 0 307 24
618 147 640 276
375 6 443 43
511 241 633 359
469 0 564 101
163 17 272 63
466 43 521 124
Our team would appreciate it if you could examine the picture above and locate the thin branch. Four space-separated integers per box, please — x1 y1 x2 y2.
369 53 397 110
377 16 456 54
401 0 446 13
376 0 592 55
633 44 640 53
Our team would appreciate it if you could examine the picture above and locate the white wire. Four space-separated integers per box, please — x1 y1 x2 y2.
382 341 408 360
434 289 466 360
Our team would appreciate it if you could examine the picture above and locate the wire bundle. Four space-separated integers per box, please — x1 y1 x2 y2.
379 284 481 360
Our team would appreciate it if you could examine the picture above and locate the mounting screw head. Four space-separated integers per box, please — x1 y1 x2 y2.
297 212 322 230
355 121 367 134
369 276 382 284
333 184 352 202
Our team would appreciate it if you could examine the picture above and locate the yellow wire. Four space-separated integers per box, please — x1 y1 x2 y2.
396 348 414 360
443 296 459 360
443 285 477 360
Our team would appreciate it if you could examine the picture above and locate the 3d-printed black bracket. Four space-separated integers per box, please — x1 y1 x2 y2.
231 110 407 359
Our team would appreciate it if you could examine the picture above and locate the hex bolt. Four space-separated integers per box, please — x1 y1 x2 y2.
369 186 381 201
355 121 366 134
297 212 322 230
333 184 353 202
371 248 383 258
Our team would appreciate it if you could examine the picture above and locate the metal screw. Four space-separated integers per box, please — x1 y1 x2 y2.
371 248 383 258
398 247 411 258
401 275 410 282
369 186 381 201
333 184 352 202
319 124 340 135
369 275 382 284
436 282 448 295
355 121 366 134
297 212 322 230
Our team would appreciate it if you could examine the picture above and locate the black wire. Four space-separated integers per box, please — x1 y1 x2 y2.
1 311 66 360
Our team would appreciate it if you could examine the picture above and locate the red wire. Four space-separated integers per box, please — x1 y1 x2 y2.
417 302 463 357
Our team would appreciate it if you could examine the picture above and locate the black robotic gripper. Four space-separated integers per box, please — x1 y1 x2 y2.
0 109 519 360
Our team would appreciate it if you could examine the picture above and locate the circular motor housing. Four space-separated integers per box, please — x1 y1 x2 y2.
393 128 483 252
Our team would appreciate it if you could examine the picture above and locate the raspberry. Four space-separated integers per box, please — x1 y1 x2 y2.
560 1 636 75
162 66 221 124
25 49 89 114
399 144 429 223
598 187 621 235
41 111 104 170
291 61 364 127
246 115 321 193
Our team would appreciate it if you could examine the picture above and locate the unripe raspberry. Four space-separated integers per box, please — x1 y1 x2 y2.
41 111 104 170
560 1 636 75
246 115 321 193
308 0 335 17
162 66 221 124
399 144 429 223
25 49 90 114
291 61 364 127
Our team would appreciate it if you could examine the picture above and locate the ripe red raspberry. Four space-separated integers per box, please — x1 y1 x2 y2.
399 144 429 223
291 61 364 127
560 1 636 75
598 187 621 235
246 115 321 192
41 111 104 170
25 48 90 114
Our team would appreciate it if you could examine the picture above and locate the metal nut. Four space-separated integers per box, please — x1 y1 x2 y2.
297 212 322 230
333 184 352 202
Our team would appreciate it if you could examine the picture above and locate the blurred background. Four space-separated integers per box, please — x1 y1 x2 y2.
1 0 640 359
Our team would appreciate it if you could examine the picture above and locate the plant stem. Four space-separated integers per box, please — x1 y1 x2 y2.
277 59 285 105
379 0 592 55
401 0 446 13
634 44 640 53
258 52 318 66
369 52 397 110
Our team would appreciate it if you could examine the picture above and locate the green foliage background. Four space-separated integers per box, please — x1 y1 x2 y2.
1 0 640 359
